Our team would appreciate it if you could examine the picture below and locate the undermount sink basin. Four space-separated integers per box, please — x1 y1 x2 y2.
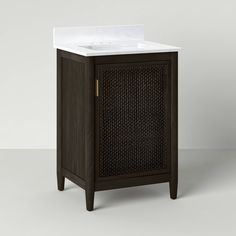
79 42 154 51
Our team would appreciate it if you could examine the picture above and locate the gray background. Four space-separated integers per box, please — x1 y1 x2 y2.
1 1 236 235
0 0 236 149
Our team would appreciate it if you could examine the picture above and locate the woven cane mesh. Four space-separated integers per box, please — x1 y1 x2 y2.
97 62 169 177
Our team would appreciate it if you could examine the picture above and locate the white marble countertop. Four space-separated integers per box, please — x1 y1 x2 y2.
53 25 180 57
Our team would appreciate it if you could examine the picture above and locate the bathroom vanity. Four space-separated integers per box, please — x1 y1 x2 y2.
54 25 180 211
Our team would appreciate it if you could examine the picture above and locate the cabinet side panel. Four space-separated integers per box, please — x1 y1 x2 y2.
170 52 178 194
60 57 85 179
57 51 62 177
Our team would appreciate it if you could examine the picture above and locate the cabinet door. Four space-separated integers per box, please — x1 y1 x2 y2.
95 61 171 180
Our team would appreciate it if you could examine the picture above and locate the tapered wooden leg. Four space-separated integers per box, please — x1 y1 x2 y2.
86 189 94 211
57 173 65 191
169 179 177 199
84 60 95 211
169 52 178 200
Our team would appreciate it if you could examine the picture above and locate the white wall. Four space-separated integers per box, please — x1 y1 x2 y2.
0 0 236 149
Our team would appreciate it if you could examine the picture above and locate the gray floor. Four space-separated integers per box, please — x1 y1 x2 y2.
1 149 236 236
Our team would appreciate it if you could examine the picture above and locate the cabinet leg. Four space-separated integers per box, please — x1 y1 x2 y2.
169 179 178 199
85 189 94 211
57 173 65 191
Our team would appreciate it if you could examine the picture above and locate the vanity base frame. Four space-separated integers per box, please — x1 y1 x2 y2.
57 49 178 211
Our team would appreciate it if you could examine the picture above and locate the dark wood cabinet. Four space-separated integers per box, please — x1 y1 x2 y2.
57 49 178 211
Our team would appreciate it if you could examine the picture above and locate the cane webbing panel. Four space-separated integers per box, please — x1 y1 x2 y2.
97 62 169 178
